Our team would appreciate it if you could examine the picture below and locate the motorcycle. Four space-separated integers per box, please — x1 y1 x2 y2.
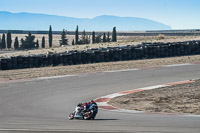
68 103 98 120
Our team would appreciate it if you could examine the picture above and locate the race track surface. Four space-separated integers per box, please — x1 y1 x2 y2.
0 64 200 133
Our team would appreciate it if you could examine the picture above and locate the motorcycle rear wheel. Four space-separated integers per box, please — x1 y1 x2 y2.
83 111 93 120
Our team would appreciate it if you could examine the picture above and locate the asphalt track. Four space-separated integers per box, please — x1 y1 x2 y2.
0 64 200 133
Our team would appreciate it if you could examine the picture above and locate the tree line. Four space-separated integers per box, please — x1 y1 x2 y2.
0 32 13 49
0 32 45 50
0 26 117 50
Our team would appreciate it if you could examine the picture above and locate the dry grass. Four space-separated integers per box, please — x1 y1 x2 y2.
1 54 200 82
1 34 200 58
156 34 165 40
109 80 200 115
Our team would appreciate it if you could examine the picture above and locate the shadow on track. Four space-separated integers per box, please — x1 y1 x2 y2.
93 118 119 121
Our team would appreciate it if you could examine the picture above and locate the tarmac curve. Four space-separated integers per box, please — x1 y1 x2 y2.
0 63 200 133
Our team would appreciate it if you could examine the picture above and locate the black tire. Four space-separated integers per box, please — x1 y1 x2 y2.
83 111 93 120
68 113 74 120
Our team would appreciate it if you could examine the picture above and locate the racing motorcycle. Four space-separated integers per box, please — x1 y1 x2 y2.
68 103 98 120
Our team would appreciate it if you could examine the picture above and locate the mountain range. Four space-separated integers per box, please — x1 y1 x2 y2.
0 11 172 31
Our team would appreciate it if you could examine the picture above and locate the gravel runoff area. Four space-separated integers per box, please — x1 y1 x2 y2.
109 80 200 115
0 54 200 82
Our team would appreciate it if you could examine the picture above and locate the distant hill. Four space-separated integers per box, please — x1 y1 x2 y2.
0 11 172 31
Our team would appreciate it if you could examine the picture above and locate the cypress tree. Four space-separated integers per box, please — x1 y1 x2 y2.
0 35 2 49
75 25 79 44
59 29 68 46
7 32 12 49
92 31 96 44
48 25 53 47
103 33 106 42
42 36 45 48
107 32 111 42
82 30 86 42
112 27 117 42
1 34 6 49
72 39 75 45
79 30 90 44
95 34 102 43
20 38 24 47
36 39 39 49
14 37 19 49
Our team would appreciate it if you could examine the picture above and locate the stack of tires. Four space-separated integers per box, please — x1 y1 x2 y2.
1 40 200 71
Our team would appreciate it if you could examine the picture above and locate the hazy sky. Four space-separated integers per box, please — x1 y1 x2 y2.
0 0 200 29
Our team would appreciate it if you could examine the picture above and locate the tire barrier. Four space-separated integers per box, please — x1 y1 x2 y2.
1 40 200 70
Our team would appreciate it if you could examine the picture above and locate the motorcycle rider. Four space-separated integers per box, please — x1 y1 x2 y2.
80 100 98 119
82 100 97 111
89 100 98 119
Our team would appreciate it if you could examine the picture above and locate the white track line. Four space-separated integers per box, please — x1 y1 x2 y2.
97 102 109 106
37 75 75 80
165 63 193 67
105 63 194 73
100 93 126 99
17 63 199 82
0 129 33 131
105 69 139 73
114 109 145 114
141 85 169 90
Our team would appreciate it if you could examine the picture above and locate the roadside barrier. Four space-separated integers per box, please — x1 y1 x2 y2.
1 40 200 70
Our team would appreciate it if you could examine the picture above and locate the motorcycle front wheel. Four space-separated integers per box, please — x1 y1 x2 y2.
68 113 74 120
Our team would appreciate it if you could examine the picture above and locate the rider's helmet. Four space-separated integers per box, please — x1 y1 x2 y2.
90 100 97 105
90 100 95 103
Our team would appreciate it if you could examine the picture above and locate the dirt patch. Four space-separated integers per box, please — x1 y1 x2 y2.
1 54 200 82
109 80 200 115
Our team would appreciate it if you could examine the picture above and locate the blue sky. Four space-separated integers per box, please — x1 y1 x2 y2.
0 0 200 29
